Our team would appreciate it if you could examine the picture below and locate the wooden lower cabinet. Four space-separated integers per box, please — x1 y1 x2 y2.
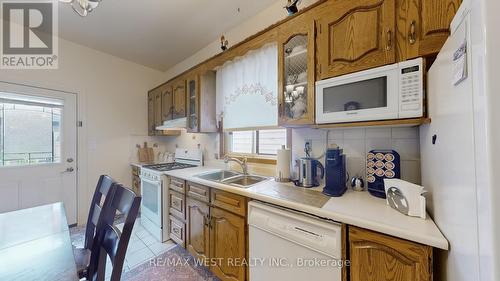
349 226 432 281
169 215 186 247
169 190 186 220
130 165 140 195
185 183 247 281
186 197 210 261
210 207 246 281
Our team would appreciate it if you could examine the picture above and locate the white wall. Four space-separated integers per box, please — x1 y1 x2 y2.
162 0 320 81
0 37 164 224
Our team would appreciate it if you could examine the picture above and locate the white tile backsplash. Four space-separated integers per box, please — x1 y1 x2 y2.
392 127 419 139
343 128 365 139
365 127 392 139
342 139 365 158
365 138 392 151
152 125 422 185
391 138 420 160
292 126 421 185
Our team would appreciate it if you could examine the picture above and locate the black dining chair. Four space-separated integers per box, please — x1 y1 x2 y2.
86 183 141 281
73 175 116 278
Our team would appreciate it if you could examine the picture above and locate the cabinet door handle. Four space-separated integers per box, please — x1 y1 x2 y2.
386 29 393 51
408 20 416 44
204 214 210 227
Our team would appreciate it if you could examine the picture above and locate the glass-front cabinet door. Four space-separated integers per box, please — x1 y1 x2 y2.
186 74 199 132
278 13 315 126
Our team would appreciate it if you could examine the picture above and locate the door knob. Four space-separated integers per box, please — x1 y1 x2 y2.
62 167 74 173
66 158 74 163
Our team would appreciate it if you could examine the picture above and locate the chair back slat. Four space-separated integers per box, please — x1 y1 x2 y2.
87 183 141 281
85 175 115 250
90 205 101 226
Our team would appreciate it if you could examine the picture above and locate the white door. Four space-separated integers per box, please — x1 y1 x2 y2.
0 82 78 225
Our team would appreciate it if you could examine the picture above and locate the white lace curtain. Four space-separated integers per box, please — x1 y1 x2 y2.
216 43 278 130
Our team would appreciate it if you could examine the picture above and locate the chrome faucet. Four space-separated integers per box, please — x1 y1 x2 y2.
224 156 248 175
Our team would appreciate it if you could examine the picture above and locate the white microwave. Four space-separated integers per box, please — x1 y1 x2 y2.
315 58 423 124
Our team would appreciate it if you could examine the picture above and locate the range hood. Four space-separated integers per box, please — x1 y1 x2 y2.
156 117 187 130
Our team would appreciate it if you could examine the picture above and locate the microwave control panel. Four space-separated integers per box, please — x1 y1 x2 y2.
398 58 423 118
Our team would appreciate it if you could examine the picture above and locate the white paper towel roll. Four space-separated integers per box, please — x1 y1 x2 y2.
276 145 291 182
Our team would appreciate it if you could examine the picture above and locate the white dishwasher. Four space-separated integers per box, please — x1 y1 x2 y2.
248 201 343 281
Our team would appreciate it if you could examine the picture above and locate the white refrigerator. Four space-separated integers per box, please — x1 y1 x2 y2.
420 0 498 280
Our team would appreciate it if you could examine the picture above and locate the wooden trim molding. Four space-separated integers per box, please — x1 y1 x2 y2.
313 118 431 129
225 153 277 165
223 125 284 132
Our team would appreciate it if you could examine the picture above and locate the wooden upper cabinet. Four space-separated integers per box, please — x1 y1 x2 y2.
397 0 461 60
161 83 173 122
316 0 396 80
349 226 433 281
186 74 199 133
147 91 155 136
278 12 316 126
173 79 187 119
210 207 246 281
186 197 210 262
154 89 162 128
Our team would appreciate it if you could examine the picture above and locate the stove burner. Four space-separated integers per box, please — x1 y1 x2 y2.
143 162 196 171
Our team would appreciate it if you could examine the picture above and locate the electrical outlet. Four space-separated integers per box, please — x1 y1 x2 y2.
305 139 312 154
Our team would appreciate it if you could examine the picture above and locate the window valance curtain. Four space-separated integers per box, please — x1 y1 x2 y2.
216 43 278 130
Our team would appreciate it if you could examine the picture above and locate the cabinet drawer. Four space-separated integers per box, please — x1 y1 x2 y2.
169 215 185 248
169 190 185 220
211 189 246 217
170 177 186 194
187 182 210 203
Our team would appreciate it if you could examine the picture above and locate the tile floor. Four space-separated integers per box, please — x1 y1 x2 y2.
106 218 176 278
71 217 177 280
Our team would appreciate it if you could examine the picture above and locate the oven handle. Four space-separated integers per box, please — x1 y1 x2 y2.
139 176 162 186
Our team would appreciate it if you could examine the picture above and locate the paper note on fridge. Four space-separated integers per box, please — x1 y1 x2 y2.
452 41 468 86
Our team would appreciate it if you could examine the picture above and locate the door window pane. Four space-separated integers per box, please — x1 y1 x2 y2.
0 96 62 167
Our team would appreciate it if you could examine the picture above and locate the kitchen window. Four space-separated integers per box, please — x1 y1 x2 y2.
0 93 62 167
228 129 287 156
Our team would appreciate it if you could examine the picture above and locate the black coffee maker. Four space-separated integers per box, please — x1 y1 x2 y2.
323 147 347 197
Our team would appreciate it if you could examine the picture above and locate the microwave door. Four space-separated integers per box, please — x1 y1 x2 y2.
316 65 399 124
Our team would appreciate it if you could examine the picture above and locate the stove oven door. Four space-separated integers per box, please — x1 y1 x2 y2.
139 176 163 231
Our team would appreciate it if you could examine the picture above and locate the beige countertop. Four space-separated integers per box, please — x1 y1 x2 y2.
162 166 448 250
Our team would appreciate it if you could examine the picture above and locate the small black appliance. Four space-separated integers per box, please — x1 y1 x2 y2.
323 147 347 197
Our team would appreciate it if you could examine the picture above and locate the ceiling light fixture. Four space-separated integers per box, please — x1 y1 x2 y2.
60 0 101 17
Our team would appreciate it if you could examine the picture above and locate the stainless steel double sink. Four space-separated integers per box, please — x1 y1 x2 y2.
195 170 269 188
